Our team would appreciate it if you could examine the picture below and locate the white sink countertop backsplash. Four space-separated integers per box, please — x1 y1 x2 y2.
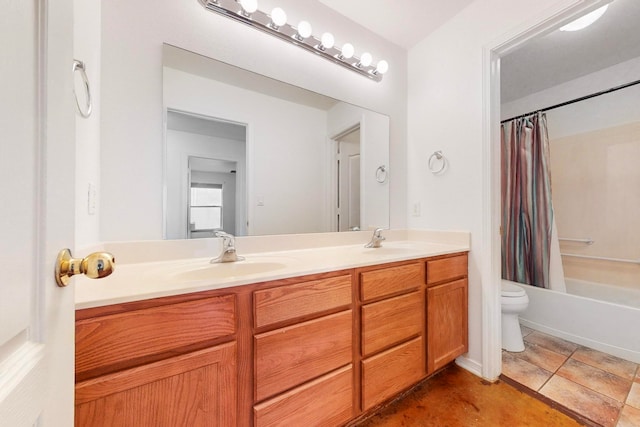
75 229 470 309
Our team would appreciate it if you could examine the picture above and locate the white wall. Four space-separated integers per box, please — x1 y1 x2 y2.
74 0 100 248
407 0 565 374
100 0 407 241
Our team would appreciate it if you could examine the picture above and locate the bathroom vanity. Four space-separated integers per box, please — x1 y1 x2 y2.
73 232 468 426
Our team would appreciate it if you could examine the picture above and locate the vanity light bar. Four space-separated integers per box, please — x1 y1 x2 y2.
197 0 388 82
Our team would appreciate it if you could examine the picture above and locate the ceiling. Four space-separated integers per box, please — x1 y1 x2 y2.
318 0 640 102
317 0 475 49
501 0 640 102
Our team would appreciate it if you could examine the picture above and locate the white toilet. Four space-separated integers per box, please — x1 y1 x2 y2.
501 282 529 352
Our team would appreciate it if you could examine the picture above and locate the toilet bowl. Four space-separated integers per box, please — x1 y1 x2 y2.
501 282 529 352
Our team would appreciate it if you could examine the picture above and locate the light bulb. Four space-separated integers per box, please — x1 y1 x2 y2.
270 7 287 27
359 52 372 67
560 5 608 31
375 60 389 74
239 0 258 14
297 20 312 39
341 43 354 59
320 32 335 50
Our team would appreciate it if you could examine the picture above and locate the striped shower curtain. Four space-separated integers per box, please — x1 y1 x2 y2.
501 113 554 288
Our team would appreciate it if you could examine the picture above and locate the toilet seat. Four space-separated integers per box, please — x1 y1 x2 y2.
501 282 526 297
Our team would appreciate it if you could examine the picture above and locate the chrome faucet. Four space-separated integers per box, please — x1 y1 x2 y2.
211 231 245 263
365 228 386 248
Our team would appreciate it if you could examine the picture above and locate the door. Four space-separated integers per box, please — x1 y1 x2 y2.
0 0 75 425
337 127 361 231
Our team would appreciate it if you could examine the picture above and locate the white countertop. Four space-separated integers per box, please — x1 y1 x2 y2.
75 229 470 309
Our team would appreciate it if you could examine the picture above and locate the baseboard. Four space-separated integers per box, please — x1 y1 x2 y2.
455 356 484 379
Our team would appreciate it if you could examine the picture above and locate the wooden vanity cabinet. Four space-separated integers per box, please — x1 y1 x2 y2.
426 254 469 374
359 261 426 411
74 294 238 427
74 252 469 426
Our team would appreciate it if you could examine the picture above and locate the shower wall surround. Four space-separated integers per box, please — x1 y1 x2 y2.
551 120 640 289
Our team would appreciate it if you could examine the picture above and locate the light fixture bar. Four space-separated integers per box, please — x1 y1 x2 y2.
197 0 387 82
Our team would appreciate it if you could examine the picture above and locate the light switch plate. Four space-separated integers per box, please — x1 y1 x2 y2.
88 182 97 215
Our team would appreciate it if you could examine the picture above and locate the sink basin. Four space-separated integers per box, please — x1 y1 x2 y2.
170 257 293 282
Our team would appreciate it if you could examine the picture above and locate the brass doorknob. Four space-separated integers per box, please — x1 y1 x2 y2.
55 248 115 287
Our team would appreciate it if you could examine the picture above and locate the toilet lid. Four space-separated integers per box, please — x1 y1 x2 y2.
501 282 526 297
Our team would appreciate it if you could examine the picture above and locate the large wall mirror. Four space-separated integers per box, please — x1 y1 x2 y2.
162 44 390 239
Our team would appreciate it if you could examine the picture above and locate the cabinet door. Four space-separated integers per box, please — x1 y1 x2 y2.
427 279 468 374
75 342 236 427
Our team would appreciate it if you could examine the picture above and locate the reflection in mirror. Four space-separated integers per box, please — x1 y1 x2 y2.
335 125 361 231
162 44 390 238
166 112 247 239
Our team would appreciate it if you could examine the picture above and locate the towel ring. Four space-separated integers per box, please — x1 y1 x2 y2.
428 151 446 174
375 165 388 183
73 60 92 118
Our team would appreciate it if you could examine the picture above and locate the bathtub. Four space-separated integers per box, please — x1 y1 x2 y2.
503 279 640 363
564 278 640 308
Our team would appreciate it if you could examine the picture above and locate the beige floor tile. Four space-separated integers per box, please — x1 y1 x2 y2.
617 405 640 427
540 375 623 427
626 382 640 409
502 351 553 391
571 347 638 381
524 331 579 356
556 358 632 403
513 341 569 373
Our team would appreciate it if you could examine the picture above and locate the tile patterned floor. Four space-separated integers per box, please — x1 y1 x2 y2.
502 326 640 427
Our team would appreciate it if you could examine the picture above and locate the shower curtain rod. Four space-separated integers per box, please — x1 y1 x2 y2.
501 77 640 124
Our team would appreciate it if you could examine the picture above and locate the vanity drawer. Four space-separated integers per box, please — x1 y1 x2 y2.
360 262 424 302
361 336 424 411
361 291 423 357
76 294 236 378
426 253 468 285
254 274 352 328
253 365 353 427
254 310 352 402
